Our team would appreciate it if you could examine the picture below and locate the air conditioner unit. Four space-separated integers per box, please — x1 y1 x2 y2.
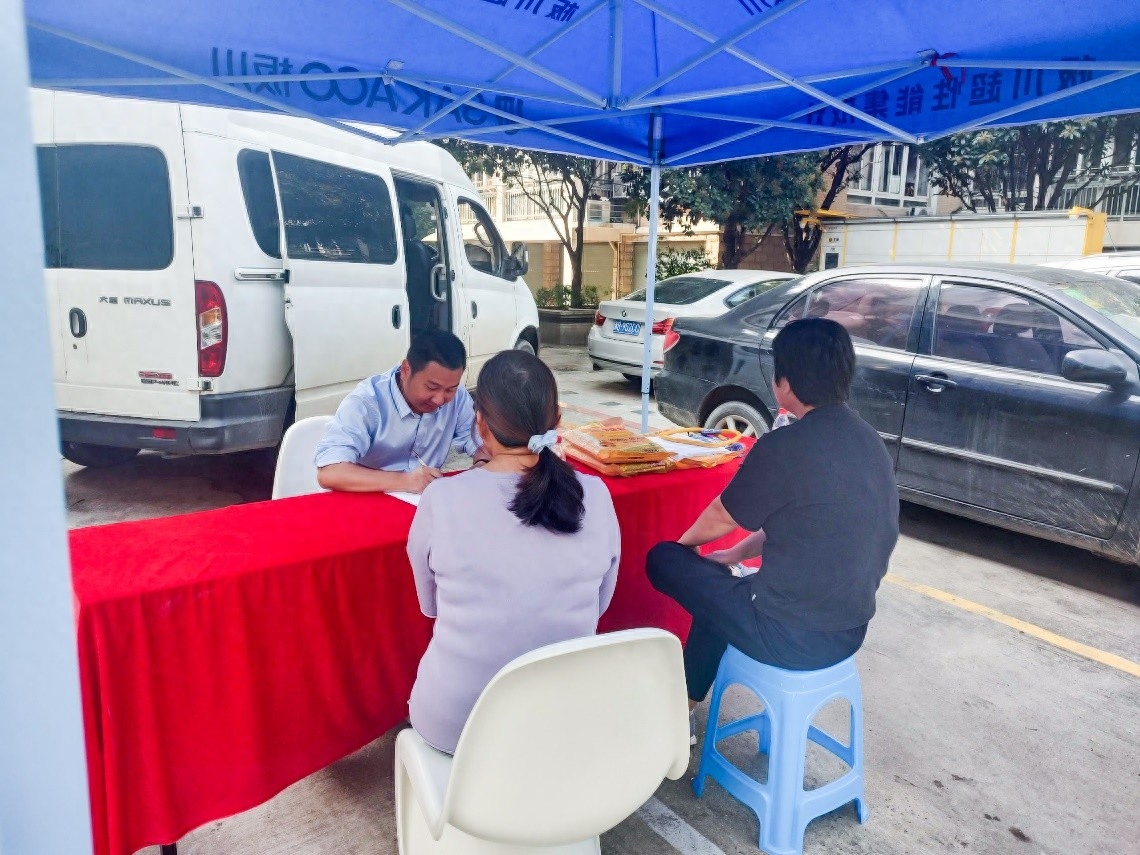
586 199 611 226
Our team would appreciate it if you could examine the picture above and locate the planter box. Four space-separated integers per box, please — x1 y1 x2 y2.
538 307 597 347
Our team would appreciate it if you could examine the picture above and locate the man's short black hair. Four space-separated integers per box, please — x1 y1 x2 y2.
772 318 855 407
407 330 467 374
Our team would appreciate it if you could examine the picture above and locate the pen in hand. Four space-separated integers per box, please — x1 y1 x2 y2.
409 449 442 490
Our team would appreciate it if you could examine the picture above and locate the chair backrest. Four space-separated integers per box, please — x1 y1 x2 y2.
271 415 334 500
442 628 690 846
989 304 1054 373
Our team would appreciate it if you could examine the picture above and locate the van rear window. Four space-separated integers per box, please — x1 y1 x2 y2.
37 144 174 270
273 152 397 265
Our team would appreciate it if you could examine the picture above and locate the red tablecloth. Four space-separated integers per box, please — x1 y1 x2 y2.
69 460 744 855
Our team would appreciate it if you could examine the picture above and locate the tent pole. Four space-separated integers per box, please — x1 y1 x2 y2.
640 162 661 433
0 1 93 852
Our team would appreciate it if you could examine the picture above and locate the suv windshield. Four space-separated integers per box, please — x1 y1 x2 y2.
1049 272 1140 339
627 275 779 306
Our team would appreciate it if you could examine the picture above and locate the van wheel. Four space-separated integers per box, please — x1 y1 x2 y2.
61 442 140 468
513 337 536 356
704 401 769 439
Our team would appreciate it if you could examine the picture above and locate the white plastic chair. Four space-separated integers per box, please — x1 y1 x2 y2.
395 628 691 854
271 415 333 500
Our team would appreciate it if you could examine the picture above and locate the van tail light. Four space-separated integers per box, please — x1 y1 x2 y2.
662 319 682 353
195 280 227 378
594 311 605 326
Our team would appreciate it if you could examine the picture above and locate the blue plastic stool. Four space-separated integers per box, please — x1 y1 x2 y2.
693 647 867 855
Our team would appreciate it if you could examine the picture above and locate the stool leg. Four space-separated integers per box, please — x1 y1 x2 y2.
694 672 729 799
850 691 868 824
759 705 809 855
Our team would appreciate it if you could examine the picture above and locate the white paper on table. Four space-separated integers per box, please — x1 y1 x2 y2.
649 435 740 461
388 491 422 507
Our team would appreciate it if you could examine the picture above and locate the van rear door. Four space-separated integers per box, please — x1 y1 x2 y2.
48 94 200 421
274 150 408 419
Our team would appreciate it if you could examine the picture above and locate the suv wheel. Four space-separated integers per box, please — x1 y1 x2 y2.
61 442 140 468
704 401 770 438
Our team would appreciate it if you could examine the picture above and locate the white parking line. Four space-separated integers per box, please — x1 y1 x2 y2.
635 796 728 855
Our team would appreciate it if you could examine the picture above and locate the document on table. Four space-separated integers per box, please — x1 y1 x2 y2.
388 491 421 507
650 436 739 461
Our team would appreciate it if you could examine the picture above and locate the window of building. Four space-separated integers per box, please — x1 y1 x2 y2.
38 144 174 270
851 147 875 193
848 143 931 209
273 152 397 264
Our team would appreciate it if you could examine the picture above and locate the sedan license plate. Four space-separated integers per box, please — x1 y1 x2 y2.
612 320 642 336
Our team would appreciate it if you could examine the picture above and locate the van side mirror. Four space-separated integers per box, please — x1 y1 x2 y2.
1061 349 1132 388
507 241 529 280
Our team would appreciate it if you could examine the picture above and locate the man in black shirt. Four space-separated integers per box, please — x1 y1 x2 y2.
647 318 899 711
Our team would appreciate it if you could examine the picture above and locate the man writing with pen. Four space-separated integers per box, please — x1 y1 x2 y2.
314 331 490 493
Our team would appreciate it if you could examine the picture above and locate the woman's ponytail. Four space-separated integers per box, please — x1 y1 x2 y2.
511 446 585 534
474 351 586 534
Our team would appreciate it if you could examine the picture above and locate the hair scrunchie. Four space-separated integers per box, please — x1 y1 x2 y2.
527 429 559 454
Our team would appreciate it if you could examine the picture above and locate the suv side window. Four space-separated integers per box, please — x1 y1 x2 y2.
457 198 507 278
932 283 1102 375
273 152 397 264
776 276 924 350
37 144 174 270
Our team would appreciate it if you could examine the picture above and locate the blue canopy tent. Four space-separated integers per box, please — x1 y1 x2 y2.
20 0 1140 429
4 2 1140 851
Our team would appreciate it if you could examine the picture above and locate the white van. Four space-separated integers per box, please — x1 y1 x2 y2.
32 90 539 466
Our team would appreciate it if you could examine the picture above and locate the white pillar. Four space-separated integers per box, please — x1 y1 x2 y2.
639 163 661 433
0 1 94 852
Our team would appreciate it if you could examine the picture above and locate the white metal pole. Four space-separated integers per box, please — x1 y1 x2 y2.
639 163 661 433
0 1 94 852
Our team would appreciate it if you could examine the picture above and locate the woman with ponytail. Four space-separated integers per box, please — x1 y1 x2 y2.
405 349 621 753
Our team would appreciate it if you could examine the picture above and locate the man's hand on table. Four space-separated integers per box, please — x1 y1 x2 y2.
318 461 439 493
401 466 442 494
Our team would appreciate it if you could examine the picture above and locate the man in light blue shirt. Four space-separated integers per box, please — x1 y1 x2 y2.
315 331 487 493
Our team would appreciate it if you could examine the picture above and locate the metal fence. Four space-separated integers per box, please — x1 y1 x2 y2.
1058 181 1140 217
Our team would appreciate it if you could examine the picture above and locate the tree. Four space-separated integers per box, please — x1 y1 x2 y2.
781 146 870 273
917 118 1120 213
656 247 712 281
623 145 869 274
442 141 619 308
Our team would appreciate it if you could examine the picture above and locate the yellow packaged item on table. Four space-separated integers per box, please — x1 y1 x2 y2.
563 442 676 478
